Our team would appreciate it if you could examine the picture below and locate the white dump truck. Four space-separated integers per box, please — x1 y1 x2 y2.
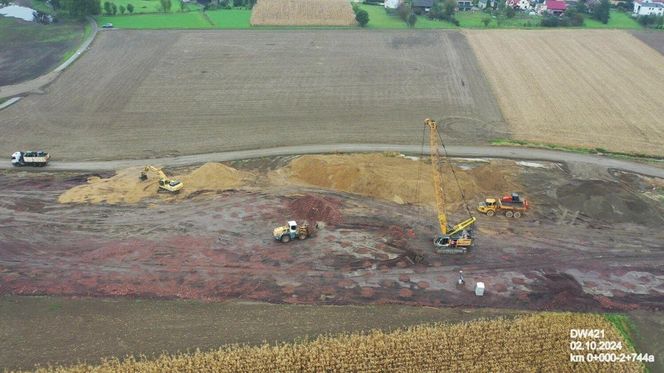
11 151 50 167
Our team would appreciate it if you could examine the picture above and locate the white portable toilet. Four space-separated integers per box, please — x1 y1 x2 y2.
475 282 485 296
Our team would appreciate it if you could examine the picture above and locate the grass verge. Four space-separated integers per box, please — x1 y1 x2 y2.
95 8 251 28
491 138 664 162
604 313 637 351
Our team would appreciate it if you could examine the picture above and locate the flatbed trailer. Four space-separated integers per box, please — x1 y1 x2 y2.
11 151 50 167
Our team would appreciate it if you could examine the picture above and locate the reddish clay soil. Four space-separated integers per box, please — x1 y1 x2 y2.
0 165 663 312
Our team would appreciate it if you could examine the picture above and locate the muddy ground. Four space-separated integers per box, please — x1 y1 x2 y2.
0 30 506 160
0 296 529 370
1 157 662 314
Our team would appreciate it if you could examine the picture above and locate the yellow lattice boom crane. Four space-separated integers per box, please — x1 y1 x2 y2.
424 118 476 254
139 165 184 193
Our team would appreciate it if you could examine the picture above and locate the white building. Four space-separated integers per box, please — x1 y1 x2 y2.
506 0 533 10
633 0 664 16
384 0 401 10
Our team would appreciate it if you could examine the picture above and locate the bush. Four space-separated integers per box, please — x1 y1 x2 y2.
103 0 112 15
119 3 125 13
407 12 417 27
541 15 560 26
564 8 584 26
504 6 515 18
126 3 134 13
355 8 369 26
397 2 412 21
638 14 664 27
482 16 491 26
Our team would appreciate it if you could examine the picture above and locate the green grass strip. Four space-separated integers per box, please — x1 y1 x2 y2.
491 138 664 162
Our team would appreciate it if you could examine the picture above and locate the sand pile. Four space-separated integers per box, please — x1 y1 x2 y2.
275 154 521 207
59 163 250 204
178 162 248 192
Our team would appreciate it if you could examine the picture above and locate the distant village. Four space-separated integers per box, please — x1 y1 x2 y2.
382 0 663 17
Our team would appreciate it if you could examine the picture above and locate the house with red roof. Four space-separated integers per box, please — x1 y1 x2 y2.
544 0 567 14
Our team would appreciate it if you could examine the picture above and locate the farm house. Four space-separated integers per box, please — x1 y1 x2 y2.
633 0 664 16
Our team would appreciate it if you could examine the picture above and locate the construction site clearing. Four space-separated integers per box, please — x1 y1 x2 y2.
2 152 663 312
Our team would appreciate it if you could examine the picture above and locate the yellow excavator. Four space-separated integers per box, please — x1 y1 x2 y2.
424 118 476 254
139 165 184 193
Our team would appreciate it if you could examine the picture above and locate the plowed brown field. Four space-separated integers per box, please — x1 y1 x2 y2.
466 30 664 156
0 30 506 161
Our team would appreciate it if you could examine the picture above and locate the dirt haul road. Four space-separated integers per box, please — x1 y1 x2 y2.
1 156 662 312
2 144 663 179
0 30 506 161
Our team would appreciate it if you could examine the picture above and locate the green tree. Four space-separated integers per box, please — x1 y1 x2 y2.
355 8 369 26
66 0 100 16
481 16 491 26
407 12 417 27
397 3 412 21
119 4 125 13
504 6 515 18
103 0 112 15
591 0 610 23
111 2 117 14
575 0 588 13
180 0 185 11
443 0 456 17
160 0 172 11
126 3 134 13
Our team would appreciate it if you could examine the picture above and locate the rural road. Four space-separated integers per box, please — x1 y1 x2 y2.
0 17 98 101
5 144 664 178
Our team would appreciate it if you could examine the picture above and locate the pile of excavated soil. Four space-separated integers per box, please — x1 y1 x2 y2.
58 163 250 204
287 194 343 224
274 154 521 207
557 180 664 226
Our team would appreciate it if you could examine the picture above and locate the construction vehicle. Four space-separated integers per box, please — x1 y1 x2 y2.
424 118 477 254
139 165 183 193
478 193 529 218
273 220 311 243
11 151 50 167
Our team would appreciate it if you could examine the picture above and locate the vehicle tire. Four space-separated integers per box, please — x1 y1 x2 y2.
281 235 290 243
514 212 521 218
298 234 307 240
505 211 514 218
486 210 495 217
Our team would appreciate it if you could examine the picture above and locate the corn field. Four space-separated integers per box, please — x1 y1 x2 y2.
250 0 356 26
25 313 642 373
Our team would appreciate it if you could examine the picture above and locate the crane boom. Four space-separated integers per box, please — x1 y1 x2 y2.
424 118 449 235
423 118 476 251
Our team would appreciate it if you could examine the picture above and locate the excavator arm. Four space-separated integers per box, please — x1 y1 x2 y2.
141 166 167 180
